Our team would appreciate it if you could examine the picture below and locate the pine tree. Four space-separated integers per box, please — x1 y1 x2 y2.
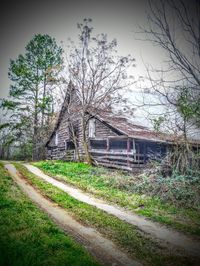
1 34 63 160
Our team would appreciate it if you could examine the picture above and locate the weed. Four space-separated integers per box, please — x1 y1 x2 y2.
34 161 200 236
0 163 99 266
15 162 199 266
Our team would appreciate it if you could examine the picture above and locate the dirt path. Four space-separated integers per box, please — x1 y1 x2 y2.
24 163 200 257
4 163 141 266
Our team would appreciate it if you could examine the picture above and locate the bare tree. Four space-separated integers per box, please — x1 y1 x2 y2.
142 0 200 87
136 0 200 174
67 19 135 164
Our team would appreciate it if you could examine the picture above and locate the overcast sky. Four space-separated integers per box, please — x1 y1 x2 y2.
0 0 199 139
0 0 170 99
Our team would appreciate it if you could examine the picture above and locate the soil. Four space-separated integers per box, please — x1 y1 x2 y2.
24 163 200 257
4 163 141 266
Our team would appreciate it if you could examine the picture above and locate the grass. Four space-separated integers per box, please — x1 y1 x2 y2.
33 160 200 236
0 162 99 266
14 162 199 266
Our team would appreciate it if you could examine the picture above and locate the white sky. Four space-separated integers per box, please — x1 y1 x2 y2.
0 0 167 98
0 0 199 141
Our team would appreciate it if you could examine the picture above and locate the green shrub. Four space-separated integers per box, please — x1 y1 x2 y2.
130 174 200 210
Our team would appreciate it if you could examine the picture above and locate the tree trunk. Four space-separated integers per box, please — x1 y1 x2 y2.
83 138 92 164
41 73 47 127
33 113 38 160
81 115 92 165
33 71 39 161
0 145 4 159
73 133 81 162
69 121 81 162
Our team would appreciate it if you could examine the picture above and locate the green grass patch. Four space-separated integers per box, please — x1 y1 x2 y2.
0 162 99 266
15 162 199 266
33 161 200 236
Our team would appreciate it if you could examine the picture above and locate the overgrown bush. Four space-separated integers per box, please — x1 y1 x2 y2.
110 170 200 210
97 161 200 210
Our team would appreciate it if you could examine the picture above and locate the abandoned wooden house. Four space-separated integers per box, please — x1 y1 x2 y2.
45 84 180 171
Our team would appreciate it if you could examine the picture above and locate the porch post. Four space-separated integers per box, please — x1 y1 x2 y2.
127 138 131 168
144 142 147 163
133 139 136 161
106 138 110 151
127 138 131 152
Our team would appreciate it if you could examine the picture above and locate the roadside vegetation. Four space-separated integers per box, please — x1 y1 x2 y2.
14 162 199 266
34 161 200 236
0 162 99 266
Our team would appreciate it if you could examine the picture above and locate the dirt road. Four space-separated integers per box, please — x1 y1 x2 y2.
24 163 200 257
5 163 142 266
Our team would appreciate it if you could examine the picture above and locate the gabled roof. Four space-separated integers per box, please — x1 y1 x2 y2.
46 84 200 146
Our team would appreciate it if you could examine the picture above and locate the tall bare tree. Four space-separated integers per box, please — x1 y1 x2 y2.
138 0 200 174
67 19 135 164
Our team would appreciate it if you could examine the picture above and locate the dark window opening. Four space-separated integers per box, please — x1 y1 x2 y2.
129 140 133 150
66 140 75 150
90 139 107 149
146 143 162 159
109 139 127 150
135 140 167 161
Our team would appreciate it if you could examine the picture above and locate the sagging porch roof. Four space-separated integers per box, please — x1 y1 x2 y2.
94 110 174 143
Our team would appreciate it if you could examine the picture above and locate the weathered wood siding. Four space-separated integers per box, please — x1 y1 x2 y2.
46 87 81 160
94 118 119 138
48 134 56 147
45 87 168 171
46 114 121 160
47 111 70 147
57 108 70 147
90 150 145 171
